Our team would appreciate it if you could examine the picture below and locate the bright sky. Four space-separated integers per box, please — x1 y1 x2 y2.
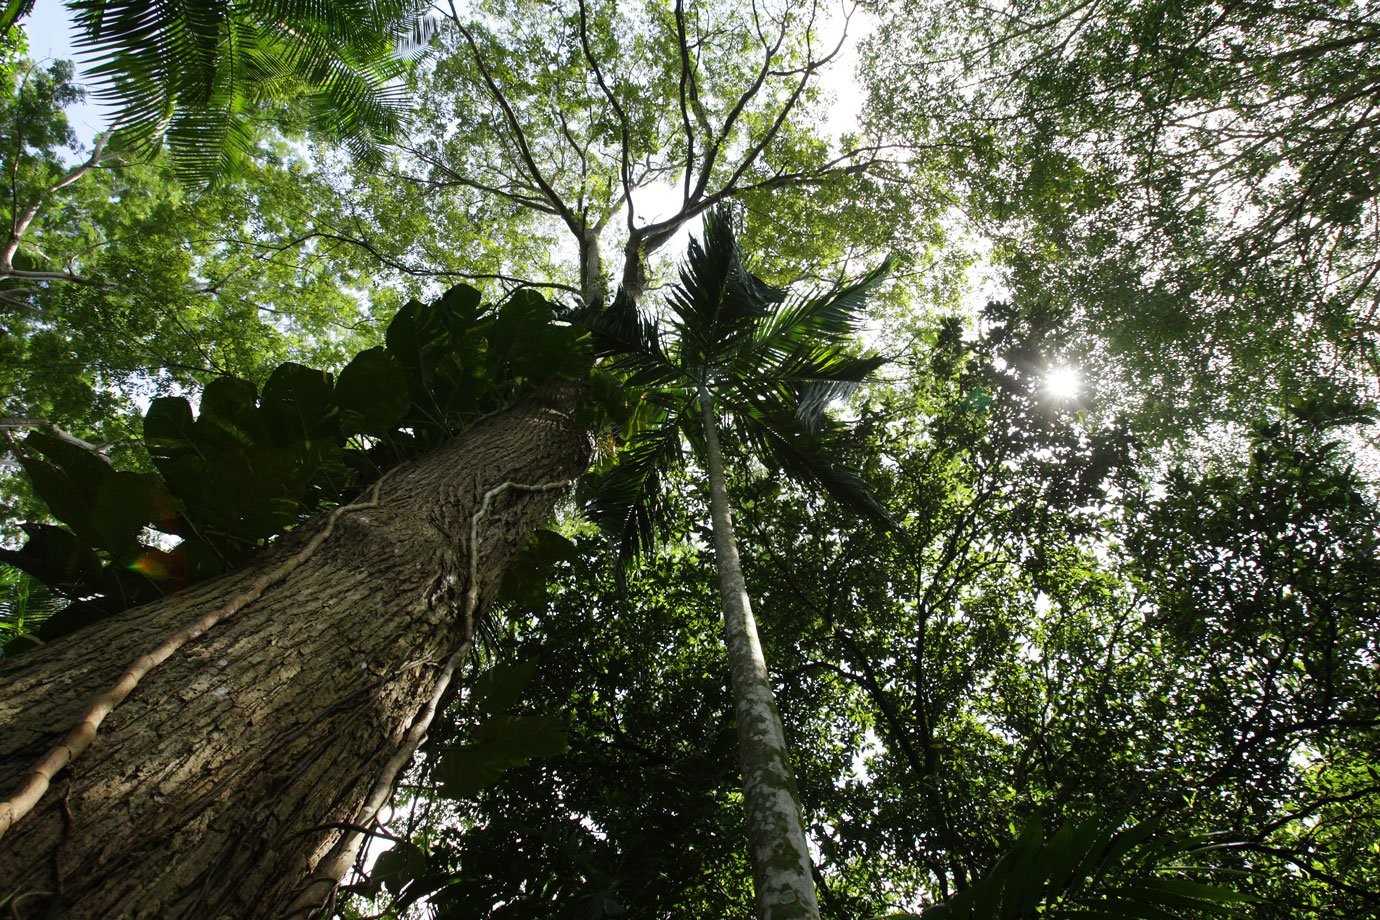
22 0 118 143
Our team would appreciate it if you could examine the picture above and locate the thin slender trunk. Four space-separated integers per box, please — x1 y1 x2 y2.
0 381 591 918
698 387 820 920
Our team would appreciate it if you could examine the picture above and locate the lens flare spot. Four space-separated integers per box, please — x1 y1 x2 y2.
1044 365 1081 400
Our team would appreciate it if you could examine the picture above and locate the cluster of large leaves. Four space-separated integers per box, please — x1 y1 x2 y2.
571 206 892 563
0 284 590 649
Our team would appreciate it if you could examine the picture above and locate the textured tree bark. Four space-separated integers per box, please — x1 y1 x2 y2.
0 381 591 919
698 390 821 920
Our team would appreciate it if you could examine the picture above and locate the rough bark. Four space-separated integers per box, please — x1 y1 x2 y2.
699 390 821 920
0 381 591 919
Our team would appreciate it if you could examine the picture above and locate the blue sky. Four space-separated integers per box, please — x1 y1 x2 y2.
21 0 115 142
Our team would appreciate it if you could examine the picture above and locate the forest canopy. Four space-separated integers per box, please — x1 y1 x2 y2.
0 1 1377 918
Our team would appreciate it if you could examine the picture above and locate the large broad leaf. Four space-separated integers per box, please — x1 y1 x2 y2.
260 362 338 443
35 600 112 641
386 293 485 431
436 715 569 799
490 290 591 386
0 525 103 596
497 530 581 610
370 842 430 896
90 471 186 555
468 659 540 718
433 282 484 334
196 377 268 450
18 430 116 542
144 396 200 459
914 814 1254 920
336 347 411 436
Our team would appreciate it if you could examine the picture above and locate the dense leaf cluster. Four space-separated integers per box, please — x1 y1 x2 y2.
0 284 591 648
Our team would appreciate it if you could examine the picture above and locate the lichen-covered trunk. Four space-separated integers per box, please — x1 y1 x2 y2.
698 391 821 920
0 382 590 919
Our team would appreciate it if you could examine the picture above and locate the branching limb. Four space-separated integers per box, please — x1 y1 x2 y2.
2 131 119 276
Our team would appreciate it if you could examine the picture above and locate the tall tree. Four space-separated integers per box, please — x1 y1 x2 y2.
579 207 890 918
0 285 598 916
389 0 906 307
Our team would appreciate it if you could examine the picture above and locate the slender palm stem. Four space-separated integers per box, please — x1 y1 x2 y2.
698 386 821 920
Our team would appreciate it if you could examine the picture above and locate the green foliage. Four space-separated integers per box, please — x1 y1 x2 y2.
0 567 65 657
912 813 1253 920
393 539 757 919
68 0 425 180
574 206 892 565
435 660 569 798
863 0 1380 432
0 283 591 646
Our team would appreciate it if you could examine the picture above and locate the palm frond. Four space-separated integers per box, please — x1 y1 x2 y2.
578 416 689 576
793 356 888 432
562 288 678 387
731 394 894 529
912 813 1255 920
68 0 422 181
754 256 891 357
666 206 784 375
738 351 887 433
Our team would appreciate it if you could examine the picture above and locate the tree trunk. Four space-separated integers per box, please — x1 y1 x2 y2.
0 381 591 919
698 389 821 920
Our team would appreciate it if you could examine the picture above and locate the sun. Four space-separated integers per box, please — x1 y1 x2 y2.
1044 365 1081 400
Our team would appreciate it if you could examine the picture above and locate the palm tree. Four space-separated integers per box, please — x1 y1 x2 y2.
57 0 426 180
577 207 892 919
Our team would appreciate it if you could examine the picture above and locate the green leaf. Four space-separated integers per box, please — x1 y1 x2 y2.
336 347 410 435
497 530 581 609
437 714 568 798
371 842 430 896
144 397 199 459
470 660 539 717
90 472 186 556
434 283 484 332
0 525 103 594
260 362 338 443
18 431 116 544
125 539 224 585
197 377 268 450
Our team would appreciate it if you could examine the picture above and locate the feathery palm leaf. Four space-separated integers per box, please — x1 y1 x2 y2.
907 813 1254 920
577 205 892 561
729 393 894 528
562 288 674 385
68 0 423 181
665 207 783 378
577 417 684 568
752 256 891 356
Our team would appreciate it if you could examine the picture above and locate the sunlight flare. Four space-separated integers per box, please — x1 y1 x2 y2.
1044 364 1082 399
